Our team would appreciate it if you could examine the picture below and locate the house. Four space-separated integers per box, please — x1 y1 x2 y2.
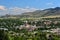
43 20 52 25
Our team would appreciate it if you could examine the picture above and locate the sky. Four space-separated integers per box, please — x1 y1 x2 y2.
0 0 60 15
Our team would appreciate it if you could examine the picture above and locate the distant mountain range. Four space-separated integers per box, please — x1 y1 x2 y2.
21 7 60 17
1 7 60 18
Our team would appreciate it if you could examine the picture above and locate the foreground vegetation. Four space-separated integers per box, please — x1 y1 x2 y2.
0 18 60 40
0 29 60 40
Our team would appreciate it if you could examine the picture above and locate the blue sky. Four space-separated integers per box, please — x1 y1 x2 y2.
0 0 60 15
0 0 60 9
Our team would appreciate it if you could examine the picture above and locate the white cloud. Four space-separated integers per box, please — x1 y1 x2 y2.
9 7 39 12
0 6 39 15
46 3 54 5
0 5 8 16
0 5 39 12
0 5 6 10
8 7 39 15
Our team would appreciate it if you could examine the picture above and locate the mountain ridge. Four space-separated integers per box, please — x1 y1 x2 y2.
1 7 60 18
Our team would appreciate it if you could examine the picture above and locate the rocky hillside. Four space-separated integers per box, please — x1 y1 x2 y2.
1 7 60 18
22 7 60 17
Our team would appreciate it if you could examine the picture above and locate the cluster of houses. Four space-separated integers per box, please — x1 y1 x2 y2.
0 20 60 35
16 21 37 31
43 28 60 35
43 20 58 25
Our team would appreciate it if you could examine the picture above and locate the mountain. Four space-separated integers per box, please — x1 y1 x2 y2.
42 7 60 17
21 7 60 17
1 7 60 18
